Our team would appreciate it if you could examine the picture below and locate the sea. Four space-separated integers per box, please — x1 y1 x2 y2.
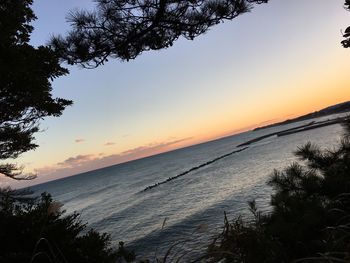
29 115 345 260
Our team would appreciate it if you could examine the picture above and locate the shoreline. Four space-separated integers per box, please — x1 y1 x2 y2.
237 117 345 147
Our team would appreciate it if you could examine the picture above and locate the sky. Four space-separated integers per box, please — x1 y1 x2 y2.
3 0 350 188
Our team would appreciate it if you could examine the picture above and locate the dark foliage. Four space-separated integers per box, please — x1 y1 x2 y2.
208 117 350 262
51 0 267 68
342 0 350 48
0 0 72 179
0 190 119 263
53 0 350 68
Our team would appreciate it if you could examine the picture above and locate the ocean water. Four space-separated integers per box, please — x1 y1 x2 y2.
30 116 345 259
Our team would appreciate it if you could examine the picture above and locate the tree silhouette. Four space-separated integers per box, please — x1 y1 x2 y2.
342 0 350 48
52 0 350 68
0 0 72 179
0 191 120 263
51 0 268 68
208 118 350 262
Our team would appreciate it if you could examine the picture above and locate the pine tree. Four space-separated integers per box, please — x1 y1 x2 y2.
51 0 268 68
208 117 350 262
0 0 72 179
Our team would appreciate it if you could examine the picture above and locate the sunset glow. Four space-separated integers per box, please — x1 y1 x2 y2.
2 0 350 188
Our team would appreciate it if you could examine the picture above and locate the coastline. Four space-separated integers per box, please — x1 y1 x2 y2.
238 116 346 147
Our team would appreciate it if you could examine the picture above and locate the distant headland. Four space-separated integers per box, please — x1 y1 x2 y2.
254 101 350 131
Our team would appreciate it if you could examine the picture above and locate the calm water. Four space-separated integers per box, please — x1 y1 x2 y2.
30 116 344 259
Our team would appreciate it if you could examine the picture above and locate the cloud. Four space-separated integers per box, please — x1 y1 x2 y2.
57 154 95 168
0 178 10 188
75 139 85 143
31 137 193 185
121 138 192 156
35 166 57 175
104 142 116 146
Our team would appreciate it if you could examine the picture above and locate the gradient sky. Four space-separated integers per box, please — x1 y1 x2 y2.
3 0 350 188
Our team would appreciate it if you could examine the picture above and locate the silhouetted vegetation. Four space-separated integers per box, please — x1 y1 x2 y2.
342 0 350 48
51 0 268 68
0 0 72 179
2 1 350 262
2 116 349 261
53 0 350 68
2 0 349 180
0 189 137 263
207 117 350 262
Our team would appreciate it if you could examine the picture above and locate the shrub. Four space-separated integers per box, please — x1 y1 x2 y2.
208 117 350 262
0 189 119 263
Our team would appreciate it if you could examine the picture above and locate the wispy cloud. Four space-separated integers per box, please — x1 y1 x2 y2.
121 138 192 156
33 137 193 184
104 142 116 146
57 154 95 168
75 139 85 143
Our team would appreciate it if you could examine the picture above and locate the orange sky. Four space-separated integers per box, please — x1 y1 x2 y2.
2 0 350 188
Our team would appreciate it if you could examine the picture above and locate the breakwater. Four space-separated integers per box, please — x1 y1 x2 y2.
142 147 249 192
142 116 346 193
237 117 345 147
